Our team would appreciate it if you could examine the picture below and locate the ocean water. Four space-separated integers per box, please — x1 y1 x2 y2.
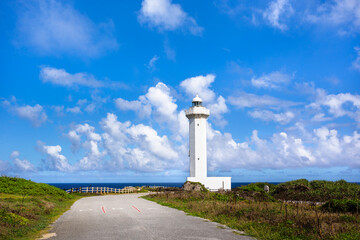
48 182 360 190
48 182 280 190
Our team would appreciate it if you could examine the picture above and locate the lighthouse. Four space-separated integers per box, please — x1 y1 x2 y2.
185 95 231 191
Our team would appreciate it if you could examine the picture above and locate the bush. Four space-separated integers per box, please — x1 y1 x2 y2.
239 183 265 192
0 176 71 199
321 199 360 213
272 179 360 201
0 209 29 227
212 192 230 202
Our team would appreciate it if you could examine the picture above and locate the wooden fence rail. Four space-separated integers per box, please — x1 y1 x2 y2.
64 185 171 194
65 187 135 194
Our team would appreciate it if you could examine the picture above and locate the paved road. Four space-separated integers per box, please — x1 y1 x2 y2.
48 193 254 240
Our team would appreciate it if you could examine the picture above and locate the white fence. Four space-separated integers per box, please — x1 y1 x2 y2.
65 187 135 194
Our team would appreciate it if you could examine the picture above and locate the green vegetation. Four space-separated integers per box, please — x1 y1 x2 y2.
272 179 360 202
321 199 360 214
0 176 90 240
0 177 71 199
144 179 360 240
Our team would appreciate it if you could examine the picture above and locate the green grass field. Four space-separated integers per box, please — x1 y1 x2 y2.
144 180 360 240
0 176 92 240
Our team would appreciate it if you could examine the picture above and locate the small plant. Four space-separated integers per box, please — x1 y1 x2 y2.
0 209 29 227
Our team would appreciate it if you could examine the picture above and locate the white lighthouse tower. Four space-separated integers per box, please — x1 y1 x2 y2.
185 95 231 191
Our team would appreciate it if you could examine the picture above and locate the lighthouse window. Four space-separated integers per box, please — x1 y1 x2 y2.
192 101 202 107
198 158 200 160
197 124 199 126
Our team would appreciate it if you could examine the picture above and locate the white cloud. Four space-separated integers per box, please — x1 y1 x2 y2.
180 74 216 102
249 110 295 125
62 114 182 173
177 110 189 138
52 105 65 116
207 125 315 170
16 0 118 57
146 55 159 70
77 99 88 105
10 151 36 172
77 139 104 170
251 71 292 89
66 106 81 114
207 124 360 170
138 0 203 35
114 98 151 118
208 96 228 127
6 102 48 127
81 95 109 113
127 124 178 160
38 142 73 172
228 92 298 109
263 0 294 31
145 82 178 122
85 103 96 113
115 82 178 124
40 66 104 88
313 127 360 167
311 113 332 122
67 123 103 170
180 74 229 126
307 0 360 34
353 47 360 71
52 96 105 116
100 113 181 172
10 151 20 159
309 89 360 123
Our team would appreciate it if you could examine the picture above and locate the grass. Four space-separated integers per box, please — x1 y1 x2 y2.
144 179 360 240
270 179 360 202
0 176 94 240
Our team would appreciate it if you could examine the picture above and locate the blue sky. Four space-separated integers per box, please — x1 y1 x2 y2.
1 0 360 183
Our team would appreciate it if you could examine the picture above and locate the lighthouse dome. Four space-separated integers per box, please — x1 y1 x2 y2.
192 95 203 106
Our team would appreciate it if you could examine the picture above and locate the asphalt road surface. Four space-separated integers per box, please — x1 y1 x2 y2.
48 193 254 240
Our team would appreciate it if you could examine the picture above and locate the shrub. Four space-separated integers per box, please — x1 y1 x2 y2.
0 176 71 199
321 199 360 213
0 209 29 227
273 179 360 201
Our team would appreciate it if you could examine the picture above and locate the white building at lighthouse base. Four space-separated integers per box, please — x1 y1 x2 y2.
187 177 231 191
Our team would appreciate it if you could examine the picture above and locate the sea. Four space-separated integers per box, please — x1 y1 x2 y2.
48 182 360 191
48 182 279 190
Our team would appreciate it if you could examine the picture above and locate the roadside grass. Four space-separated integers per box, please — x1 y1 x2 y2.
0 176 96 240
144 180 360 240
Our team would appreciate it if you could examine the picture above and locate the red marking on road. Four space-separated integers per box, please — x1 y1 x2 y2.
101 206 106 213
132 205 141 212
